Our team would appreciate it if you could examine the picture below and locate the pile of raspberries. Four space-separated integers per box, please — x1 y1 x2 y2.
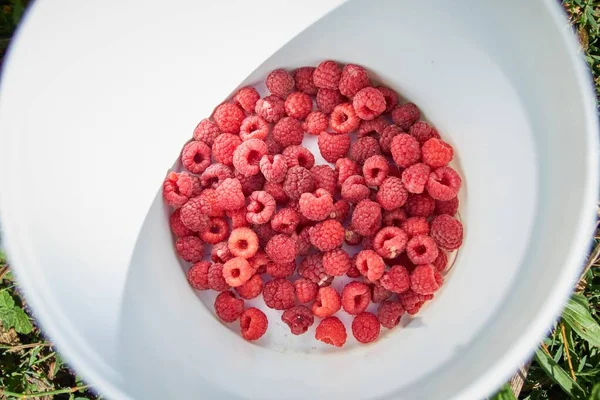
163 60 464 346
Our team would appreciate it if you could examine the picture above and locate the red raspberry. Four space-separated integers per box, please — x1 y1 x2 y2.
352 312 380 343
391 133 421 168
313 60 342 90
299 189 334 221
341 175 370 202
422 138 453 167
175 236 205 263
239 115 270 141
406 235 439 265
405 193 436 217
377 301 405 328
234 86 260 114
373 226 408 259
330 199 350 222
345 230 362 246
339 64 371 98
245 190 276 225
227 207 249 229
298 253 332 286
212 133 242 166
383 208 407 227
294 278 318 303
266 260 296 278
303 111 328 135
394 252 417 272
228 227 259 259
410 264 443 295
349 136 382 164
201 163 234 189
248 250 270 274
199 217 229 244
208 262 231 291
346 263 361 278
270 207 300 235
215 178 245 211
214 291 244 323
255 95 286 123
179 196 210 231
232 138 268 177
371 284 392 303
265 234 298 264
284 92 313 120
330 103 361 134
293 225 313 256
181 140 211 174
235 274 263 299
312 286 341 317
263 278 295 310
358 116 387 138
163 172 195 208
316 88 345 113
310 165 337 195
187 261 211 290
317 131 351 163
263 181 289 205
362 235 375 250
213 103 245 134
283 166 314 200
282 145 315 169
341 281 371 315
379 124 403 154
363 155 389 186
273 117 304 147
377 86 399 113
355 249 385 281
398 289 433 315
352 87 386 120
335 158 361 186
259 154 286 183
240 307 268 341
401 163 430 194
380 265 410 293
235 170 265 197
211 242 233 264
391 103 420 131
322 248 351 276
193 119 221 146
253 223 277 249
282 305 314 335
352 199 382 237
309 219 345 251
426 166 462 201
200 188 226 217
430 214 463 250
266 68 295 97
222 257 254 287
170 209 193 237
315 316 347 347
433 250 449 272
400 217 429 238
293 66 318 95
409 121 440 144
435 197 459 216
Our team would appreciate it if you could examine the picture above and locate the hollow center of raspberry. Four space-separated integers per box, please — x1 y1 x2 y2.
206 177 219 187
231 268 240 278
371 168 380 177
440 176 451 186
297 156 309 168
240 316 250 330
237 240 248 250
415 245 427 255
340 113 348 123
354 295 362 307
210 225 221 234
247 150 260 165
193 153 205 164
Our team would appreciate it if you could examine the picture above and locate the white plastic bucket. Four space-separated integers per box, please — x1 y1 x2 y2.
0 0 597 399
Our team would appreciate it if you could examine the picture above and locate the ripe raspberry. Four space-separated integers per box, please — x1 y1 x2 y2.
430 214 463 250
239 115 270 141
434 196 458 216
181 140 211 174
226 207 249 229
426 166 462 201
228 227 259 259
410 264 443 295
377 86 399 113
358 116 387 138
215 178 245 211
355 249 385 281
284 92 313 120
351 200 382 237
264 259 294 278
253 223 277 249
283 166 314 201
187 261 211 290
179 196 211 232
433 250 449 272
263 183 288 206
214 291 244 323
213 103 245 134
352 312 380 343
391 133 421 168
201 187 226 217
303 111 328 135
398 289 433 315
316 88 345 114
199 217 229 244
232 138 268 177
330 199 350 223
265 234 298 264
313 60 342 89
371 284 392 303
222 257 254 287
377 301 405 328
248 250 270 274
309 219 345 251
235 170 265 197
335 158 361 186
272 117 303 147
208 262 230 291
317 131 351 163
282 145 315 169
401 162 430 194
421 138 453 167
266 69 295 97
240 307 268 341
345 230 362 246
175 236 205 263
405 193 436 217
399 217 429 238
363 155 389 186
293 66 318 95
346 262 361 278
379 124 403 155
212 133 242 166
170 209 193 237
322 248 351 276
163 172 195 208
293 225 313 256
310 165 337 195
380 265 410 294
312 286 341 317
373 226 408 259
200 163 233 189
294 278 318 303
299 189 334 221
193 119 221 146
235 274 263 299
406 235 439 265
391 103 420 131
234 86 260 113
349 136 382 164
255 95 286 123
246 190 276 225
330 103 361 134
211 242 233 264
341 175 370 202
298 253 332 286
282 305 314 335
383 208 407 227
409 121 440 144
315 316 346 347
269 208 300 235
352 87 386 120
339 64 371 98
362 235 375 251
341 281 371 315
263 278 295 310
258 154 286 184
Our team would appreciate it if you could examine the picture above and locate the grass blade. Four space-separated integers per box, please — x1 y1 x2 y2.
562 294 600 348
490 384 517 400
534 348 586 399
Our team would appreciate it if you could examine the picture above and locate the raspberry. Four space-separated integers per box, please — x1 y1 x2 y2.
284 92 313 120
316 88 345 114
430 214 463 250
400 163 429 195
294 278 318 303
303 111 328 135
312 286 341 317
293 225 313 256
270 207 300 235
265 234 298 264
222 257 254 287
215 178 245 211
362 235 375 251
339 64 371 98
404 195 434 220
317 131 351 163
383 208 407 227
399 217 428 238
211 242 233 264
309 219 345 251
406 235 439 265
246 191 276 225
345 230 362 246
265 259 294 278
435 197 459 216
409 121 440 144
235 170 265 197
433 250 449 272
313 60 342 89
421 138 453 167
299 189 334 221
352 312 380 343
255 95 286 123
349 136 382 164
426 166 462 201
380 265 410 293
377 301 405 328
355 249 385 281
298 253 332 286
373 226 408 259
266 69 295 97
377 86 399 113
213 103 245 134
335 158 361 186
272 117 304 147
253 223 277 249
193 119 221 146
351 199 382 237
200 163 233 189
282 305 314 335
232 138 268 177
310 165 337 195
410 264 443 295
341 281 371 315
181 140 211 174
236 274 263 299
371 284 392 303
175 236 205 263
391 103 420 131
330 199 350 222
379 124 403 154
170 209 193 237
341 175 370 202
248 250 270 274
212 133 242 166
227 207 250 229
322 248 351 276
240 307 268 341
352 87 386 120
263 183 289 206
208 262 230 291
163 172 195 208
187 261 211 290
346 263 361 278
358 116 387 138
263 278 295 310
391 133 421 168
199 217 229 244
330 103 361 134
363 155 389 186
239 115 270 141
315 316 346 347
398 289 433 315
228 227 259 259
283 166 314 200
394 252 417 272
282 145 315 169
234 86 260 114
196 188 226 218
293 66 318 95
259 154 287 184
214 291 244 323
